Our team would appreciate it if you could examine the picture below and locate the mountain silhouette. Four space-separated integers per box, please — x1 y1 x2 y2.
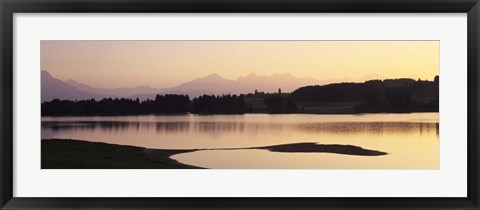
162 73 237 97
41 71 113 102
66 79 164 98
42 71 387 101
162 73 321 97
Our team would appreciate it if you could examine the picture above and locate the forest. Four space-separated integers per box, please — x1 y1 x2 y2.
42 77 439 116
289 77 439 113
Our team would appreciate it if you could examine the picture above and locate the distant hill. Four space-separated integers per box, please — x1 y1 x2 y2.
44 72 324 101
42 73 439 115
66 79 164 98
163 73 236 97
289 77 439 113
41 71 395 102
41 71 113 102
290 78 438 101
162 73 321 97
172 73 383 97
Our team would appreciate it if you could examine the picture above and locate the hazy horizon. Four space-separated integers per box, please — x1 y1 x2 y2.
41 41 439 89
43 70 425 90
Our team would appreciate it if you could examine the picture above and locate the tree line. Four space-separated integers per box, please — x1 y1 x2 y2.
289 77 439 113
42 94 250 116
42 77 439 116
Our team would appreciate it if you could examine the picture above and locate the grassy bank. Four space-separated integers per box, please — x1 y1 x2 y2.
41 139 201 169
42 139 388 169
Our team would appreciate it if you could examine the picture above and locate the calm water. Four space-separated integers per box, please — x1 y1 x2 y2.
41 113 439 169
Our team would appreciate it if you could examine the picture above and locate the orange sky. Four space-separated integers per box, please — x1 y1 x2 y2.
41 41 439 89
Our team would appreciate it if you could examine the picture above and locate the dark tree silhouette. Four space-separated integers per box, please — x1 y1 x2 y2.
264 95 297 113
42 94 190 116
192 94 247 114
42 76 439 116
290 77 439 113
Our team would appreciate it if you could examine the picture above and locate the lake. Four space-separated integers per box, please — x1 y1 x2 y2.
41 113 439 169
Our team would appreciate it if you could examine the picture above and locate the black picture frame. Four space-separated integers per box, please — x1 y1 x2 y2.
1 0 479 209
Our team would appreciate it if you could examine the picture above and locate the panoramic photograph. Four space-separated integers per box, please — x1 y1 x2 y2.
41 40 439 169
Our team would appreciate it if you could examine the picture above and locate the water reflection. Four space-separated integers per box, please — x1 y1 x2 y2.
42 120 438 136
155 122 190 134
41 113 439 168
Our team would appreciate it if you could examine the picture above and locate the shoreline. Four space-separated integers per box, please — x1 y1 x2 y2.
42 139 388 169
41 139 203 169
41 111 439 117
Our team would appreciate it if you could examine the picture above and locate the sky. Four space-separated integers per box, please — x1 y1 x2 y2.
41 41 439 89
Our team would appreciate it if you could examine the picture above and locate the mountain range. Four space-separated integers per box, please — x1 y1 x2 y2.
41 71 113 102
161 73 321 97
65 79 165 98
41 71 384 102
